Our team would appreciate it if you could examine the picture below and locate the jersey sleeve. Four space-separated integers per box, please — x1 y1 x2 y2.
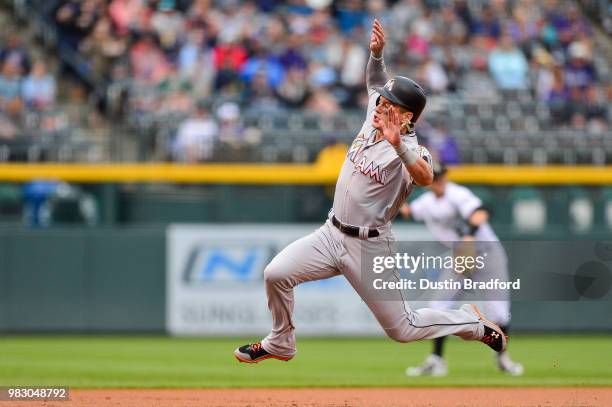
450 185 483 220
366 88 379 118
409 194 427 221
410 145 433 185
417 145 433 169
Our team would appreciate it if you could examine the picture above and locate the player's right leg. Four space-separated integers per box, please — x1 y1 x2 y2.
234 223 340 363
339 237 508 352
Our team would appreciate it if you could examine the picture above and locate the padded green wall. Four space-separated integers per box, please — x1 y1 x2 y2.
0 226 611 333
0 227 165 332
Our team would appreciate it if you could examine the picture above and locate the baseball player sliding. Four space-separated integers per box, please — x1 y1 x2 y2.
400 163 523 376
234 20 508 364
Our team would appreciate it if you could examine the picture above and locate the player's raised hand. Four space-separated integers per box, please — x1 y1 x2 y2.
370 19 386 57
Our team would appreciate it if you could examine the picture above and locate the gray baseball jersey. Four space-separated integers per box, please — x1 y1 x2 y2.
332 88 432 228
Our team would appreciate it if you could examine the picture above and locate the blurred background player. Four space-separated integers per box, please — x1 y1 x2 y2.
399 163 523 376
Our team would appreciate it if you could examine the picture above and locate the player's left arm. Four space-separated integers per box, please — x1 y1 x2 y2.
468 209 488 227
366 19 389 90
461 209 488 241
373 105 433 186
456 187 488 240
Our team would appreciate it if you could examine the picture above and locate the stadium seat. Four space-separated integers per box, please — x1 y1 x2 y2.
506 101 522 119
532 148 548 165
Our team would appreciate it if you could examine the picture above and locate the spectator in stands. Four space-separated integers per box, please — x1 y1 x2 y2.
564 40 596 93
406 19 431 62
583 85 609 134
80 17 127 79
533 47 556 102
108 0 150 36
336 0 367 34
216 101 261 159
14 0 607 164
213 39 247 94
177 29 215 98
0 34 30 74
22 60 56 110
157 77 195 117
431 5 468 47
240 40 285 90
303 10 335 62
217 101 245 147
130 34 172 84
55 0 103 49
418 55 449 94
0 60 24 117
327 36 367 91
216 0 256 45
306 88 340 116
437 46 464 93
0 113 19 139
566 82 608 134
278 34 308 72
173 100 218 162
242 70 282 111
276 66 309 108
186 0 219 29
178 28 206 75
390 0 423 41
547 66 571 123
470 4 501 42
151 0 186 55
0 41 24 139
488 33 529 90
428 122 460 165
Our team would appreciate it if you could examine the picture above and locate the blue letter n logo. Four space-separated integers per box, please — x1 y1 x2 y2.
200 249 260 281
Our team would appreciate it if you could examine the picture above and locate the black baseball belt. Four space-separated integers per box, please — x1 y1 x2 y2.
331 216 380 238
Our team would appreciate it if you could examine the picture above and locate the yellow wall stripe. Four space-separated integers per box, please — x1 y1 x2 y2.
0 163 610 185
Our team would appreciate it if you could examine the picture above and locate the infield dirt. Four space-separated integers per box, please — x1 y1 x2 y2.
16 387 612 407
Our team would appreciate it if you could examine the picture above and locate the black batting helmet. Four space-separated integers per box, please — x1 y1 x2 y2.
374 76 427 122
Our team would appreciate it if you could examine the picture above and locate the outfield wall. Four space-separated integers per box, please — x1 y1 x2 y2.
0 225 611 334
2 183 612 235
0 227 166 332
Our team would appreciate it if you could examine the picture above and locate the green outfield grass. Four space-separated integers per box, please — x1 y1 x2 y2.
0 335 611 388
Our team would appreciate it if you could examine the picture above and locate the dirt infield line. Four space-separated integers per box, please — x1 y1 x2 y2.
14 387 612 407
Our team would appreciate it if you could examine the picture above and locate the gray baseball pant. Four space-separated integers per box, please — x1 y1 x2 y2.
429 243 511 326
261 220 484 357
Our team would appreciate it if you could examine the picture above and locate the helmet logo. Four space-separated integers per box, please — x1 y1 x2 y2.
384 78 395 92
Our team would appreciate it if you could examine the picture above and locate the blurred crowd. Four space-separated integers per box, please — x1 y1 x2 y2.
0 33 63 140
3 0 611 162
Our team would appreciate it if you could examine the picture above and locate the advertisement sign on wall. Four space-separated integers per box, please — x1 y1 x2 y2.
166 223 431 336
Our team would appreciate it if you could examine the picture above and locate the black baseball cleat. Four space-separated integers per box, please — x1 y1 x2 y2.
470 304 508 353
234 342 292 364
